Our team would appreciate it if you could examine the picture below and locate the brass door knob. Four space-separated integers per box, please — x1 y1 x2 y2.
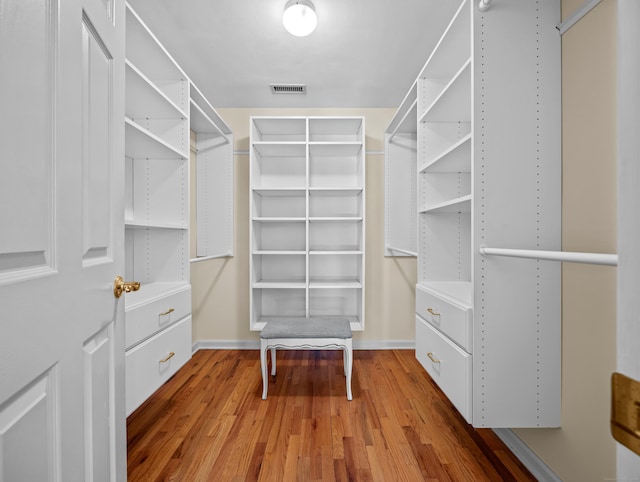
113 276 141 298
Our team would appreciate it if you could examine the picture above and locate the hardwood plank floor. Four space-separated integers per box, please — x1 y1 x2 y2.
127 349 537 481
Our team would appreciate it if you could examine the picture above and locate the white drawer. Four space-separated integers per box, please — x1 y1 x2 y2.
416 316 472 423
125 315 192 416
125 286 191 349
416 285 472 351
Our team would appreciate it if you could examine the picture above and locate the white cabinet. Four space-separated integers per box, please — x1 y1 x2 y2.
124 3 233 415
388 0 561 427
250 117 365 331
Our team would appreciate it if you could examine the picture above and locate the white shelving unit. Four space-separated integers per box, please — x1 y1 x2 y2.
384 84 418 257
250 116 365 332
190 82 234 261
123 3 232 416
391 0 561 427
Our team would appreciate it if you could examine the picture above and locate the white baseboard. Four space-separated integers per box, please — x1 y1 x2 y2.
193 339 259 351
192 339 415 353
492 428 562 482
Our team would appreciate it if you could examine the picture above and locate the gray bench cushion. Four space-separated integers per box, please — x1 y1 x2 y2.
260 317 352 339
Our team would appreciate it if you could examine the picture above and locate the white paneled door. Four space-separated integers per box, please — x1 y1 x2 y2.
0 0 126 480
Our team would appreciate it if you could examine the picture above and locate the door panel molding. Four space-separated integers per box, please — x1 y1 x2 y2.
0 0 57 284
0 366 60 482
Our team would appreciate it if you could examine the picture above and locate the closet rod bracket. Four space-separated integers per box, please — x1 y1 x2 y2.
478 0 492 13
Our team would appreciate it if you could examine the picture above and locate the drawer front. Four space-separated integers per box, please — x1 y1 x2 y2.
416 285 472 351
125 315 192 416
415 316 472 423
125 286 191 349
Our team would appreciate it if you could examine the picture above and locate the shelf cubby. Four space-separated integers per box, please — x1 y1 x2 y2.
309 117 363 142
252 220 306 252
251 117 307 142
124 157 187 226
252 190 306 218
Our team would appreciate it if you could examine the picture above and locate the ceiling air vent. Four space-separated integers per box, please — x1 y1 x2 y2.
270 84 306 94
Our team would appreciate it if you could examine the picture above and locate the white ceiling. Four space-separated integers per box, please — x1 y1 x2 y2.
126 0 461 108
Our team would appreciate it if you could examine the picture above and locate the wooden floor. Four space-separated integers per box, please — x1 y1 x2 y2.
127 349 537 481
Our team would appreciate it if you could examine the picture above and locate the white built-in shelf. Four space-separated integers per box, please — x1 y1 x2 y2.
189 100 229 142
309 217 363 223
418 0 471 80
309 250 363 255
125 5 186 102
252 117 306 141
420 133 472 173
124 281 190 311
419 59 471 124
421 195 471 214
252 142 306 157
408 0 562 428
387 83 418 140
190 81 234 260
253 280 306 289
125 220 188 230
123 1 233 415
125 118 187 159
309 188 363 195
309 142 363 156
253 217 306 223
250 116 365 331
253 250 306 255
253 188 306 196
251 315 362 333
126 61 186 120
308 117 363 142
309 280 362 289
417 280 473 309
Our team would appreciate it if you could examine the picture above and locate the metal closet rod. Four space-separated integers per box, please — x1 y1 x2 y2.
556 0 602 35
190 99 231 144
190 253 231 263
479 245 618 266
388 98 418 143
386 246 418 256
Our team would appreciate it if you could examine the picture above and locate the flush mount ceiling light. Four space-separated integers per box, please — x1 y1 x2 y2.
283 0 317 37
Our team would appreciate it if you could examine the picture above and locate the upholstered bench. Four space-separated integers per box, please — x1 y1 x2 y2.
259 317 353 400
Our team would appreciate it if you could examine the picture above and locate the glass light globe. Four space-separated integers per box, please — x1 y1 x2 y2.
283 0 317 37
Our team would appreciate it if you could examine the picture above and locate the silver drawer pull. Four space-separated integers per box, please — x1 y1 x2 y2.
159 352 175 363
427 308 440 316
159 308 175 316
427 352 441 364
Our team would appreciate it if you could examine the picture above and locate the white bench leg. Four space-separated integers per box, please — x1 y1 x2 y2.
343 348 347 376
270 347 276 376
344 341 353 401
261 342 269 400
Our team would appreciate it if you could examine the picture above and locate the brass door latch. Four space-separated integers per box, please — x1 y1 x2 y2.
611 372 640 456
113 276 141 299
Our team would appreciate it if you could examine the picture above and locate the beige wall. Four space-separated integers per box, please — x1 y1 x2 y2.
513 1 618 481
190 1 619 478
191 108 417 346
